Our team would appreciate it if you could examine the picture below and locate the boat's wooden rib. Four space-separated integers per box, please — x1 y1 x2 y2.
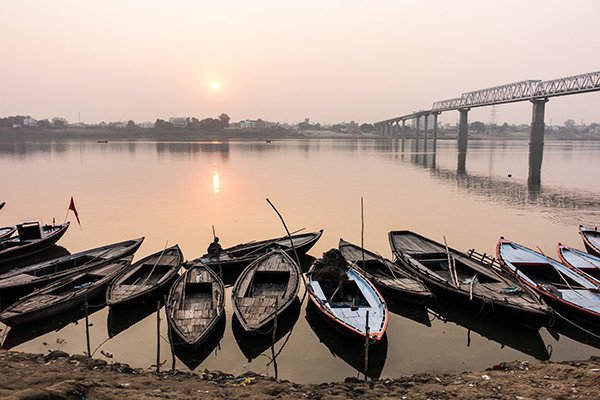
0 238 144 307
0 256 133 327
166 263 225 349
107 245 183 306
190 229 323 272
0 221 70 265
389 230 551 326
338 239 431 304
579 225 600 257
306 248 388 341
232 249 300 332
558 243 600 286
497 238 600 326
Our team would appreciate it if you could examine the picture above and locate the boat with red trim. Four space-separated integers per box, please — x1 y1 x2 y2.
557 243 600 286
579 225 600 257
306 248 388 341
497 238 600 326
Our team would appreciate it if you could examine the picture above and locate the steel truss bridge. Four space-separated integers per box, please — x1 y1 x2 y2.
375 70 600 126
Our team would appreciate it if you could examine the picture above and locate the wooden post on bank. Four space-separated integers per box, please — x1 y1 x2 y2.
364 310 370 381
271 297 279 380
84 298 91 357
156 299 161 374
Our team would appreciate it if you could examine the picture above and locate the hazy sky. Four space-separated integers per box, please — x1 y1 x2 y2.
2 1 600 126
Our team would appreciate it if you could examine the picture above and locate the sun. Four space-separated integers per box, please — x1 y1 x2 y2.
209 81 221 91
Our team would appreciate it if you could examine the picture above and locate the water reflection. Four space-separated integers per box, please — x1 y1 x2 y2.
548 318 600 351
395 137 600 213
304 302 388 380
107 298 164 338
213 170 220 194
1 297 104 350
386 298 431 328
233 298 301 362
171 314 225 371
427 301 550 361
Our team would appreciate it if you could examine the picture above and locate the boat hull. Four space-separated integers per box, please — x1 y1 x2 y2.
307 250 388 341
389 230 551 327
0 223 70 266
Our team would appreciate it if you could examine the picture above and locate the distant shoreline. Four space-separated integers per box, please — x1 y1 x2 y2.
1 127 599 142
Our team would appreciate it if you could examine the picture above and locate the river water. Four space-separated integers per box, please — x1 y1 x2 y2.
0 137 599 383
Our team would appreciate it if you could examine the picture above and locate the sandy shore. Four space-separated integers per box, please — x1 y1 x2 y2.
1 350 599 399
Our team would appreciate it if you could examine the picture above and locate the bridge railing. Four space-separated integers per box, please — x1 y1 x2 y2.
378 71 600 123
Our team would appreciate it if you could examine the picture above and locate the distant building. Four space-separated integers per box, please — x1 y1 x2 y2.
239 119 278 129
23 116 37 127
138 121 155 129
345 121 359 134
169 117 188 128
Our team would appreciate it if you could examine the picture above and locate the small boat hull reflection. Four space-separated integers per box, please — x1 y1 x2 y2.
427 300 550 361
232 298 301 362
305 302 388 380
171 314 226 371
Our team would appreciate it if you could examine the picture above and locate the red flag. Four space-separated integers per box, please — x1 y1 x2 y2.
68 196 81 227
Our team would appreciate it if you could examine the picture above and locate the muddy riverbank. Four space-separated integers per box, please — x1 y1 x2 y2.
1 350 599 399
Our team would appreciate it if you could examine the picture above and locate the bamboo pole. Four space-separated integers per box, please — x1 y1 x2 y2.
271 297 279 380
265 199 303 280
165 296 176 372
364 310 370 381
84 298 91 357
156 299 161 374
212 225 223 280
361 197 365 274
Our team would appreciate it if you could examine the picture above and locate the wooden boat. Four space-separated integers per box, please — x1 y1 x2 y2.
107 245 183 306
191 229 323 272
0 221 70 265
166 263 225 348
389 231 551 326
0 227 16 240
497 238 600 326
579 225 600 257
306 248 388 341
0 238 144 306
558 243 600 286
338 239 432 304
0 256 132 326
232 249 300 332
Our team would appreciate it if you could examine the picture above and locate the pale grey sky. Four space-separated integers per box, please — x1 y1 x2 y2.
2 0 599 126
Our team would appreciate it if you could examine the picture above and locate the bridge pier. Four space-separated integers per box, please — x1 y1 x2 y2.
423 114 429 152
457 108 470 173
528 98 548 188
415 116 420 151
529 98 547 146
432 112 440 153
401 120 406 151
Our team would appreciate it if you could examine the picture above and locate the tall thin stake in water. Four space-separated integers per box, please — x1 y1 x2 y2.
364 310 370 381
156 299 161 374
271 297 279 380
212 225 223 280
84 297 91 357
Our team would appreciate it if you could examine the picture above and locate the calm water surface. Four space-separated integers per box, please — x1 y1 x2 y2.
1 138 599 383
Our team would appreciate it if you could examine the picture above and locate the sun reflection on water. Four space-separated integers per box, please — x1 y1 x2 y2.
213 170 220 194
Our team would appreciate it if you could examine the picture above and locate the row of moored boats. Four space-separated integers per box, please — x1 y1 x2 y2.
0 213 599 348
